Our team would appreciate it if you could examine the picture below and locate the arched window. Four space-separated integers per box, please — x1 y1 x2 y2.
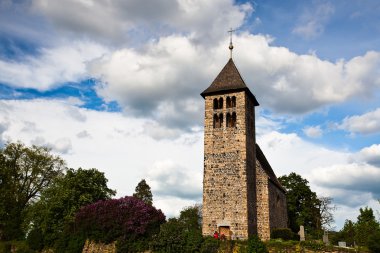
231 112 236 127
218 98 223 109
226 113 231 127
213 114 218 128
231 96 236 107
213 98 218 110
219 113 223 128
226 97 231 108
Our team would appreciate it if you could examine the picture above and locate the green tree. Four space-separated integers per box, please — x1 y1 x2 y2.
0 142 65 240
340 219 356 247
133 179 153 205
367 230 380 253
355 207 380 246
278 172 321 234
152 205 203 253
30 168 116 246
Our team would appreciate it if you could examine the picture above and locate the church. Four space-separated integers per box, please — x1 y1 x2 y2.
201 40 288 241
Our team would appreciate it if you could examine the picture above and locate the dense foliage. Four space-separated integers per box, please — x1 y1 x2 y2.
151 205 203 253
270 228 296 241
247 235 268 253
133 179 153 205
74 196 165 252
0 142 65 240
278 173 322 233
29 168 116 246
355 207 380 247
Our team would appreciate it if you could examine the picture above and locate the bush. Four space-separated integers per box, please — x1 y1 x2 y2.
271 228 295 241
54 232 86 253
247 235 268 253
27 228 44 251
199 237 219 253
301 240 324 251
0 242 12 253
74 196 165 248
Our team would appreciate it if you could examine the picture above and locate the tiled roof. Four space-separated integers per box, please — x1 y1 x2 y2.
201 58 259 105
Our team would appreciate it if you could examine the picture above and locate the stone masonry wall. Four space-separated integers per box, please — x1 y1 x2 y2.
268 181 288 231
255 159 270 240
82 240 116 253
202 90 256 239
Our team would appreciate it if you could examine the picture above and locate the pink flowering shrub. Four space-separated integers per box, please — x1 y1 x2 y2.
74 196 165 244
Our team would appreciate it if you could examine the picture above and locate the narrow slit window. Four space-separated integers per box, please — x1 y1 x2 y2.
231 112 236 127
226 113 231 127
219 97 223 109
213 98 218 110
231 96 236 107
226 96 231 108
219 113 223 128
213 114 218 128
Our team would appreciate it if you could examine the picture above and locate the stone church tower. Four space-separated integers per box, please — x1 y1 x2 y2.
201 48 287 240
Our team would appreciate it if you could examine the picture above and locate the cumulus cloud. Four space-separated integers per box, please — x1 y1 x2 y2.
351 144 380 167
0 118 10 145
90 35 208 129
339 108 380 134
88 33 380 133
147 160 202 200
31 136 73 154
0 41 108 90
143 121 183 140
310 163 380 200
257 131 349 177
303 125 323 138
292 1 334 39
76 130 91 139
32 0 252 45
236 36 380 114
255 130 380 227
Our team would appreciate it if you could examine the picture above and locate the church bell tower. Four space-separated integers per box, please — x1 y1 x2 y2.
201 39 260 239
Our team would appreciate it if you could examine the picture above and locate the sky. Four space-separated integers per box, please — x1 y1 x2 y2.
1 0 380 230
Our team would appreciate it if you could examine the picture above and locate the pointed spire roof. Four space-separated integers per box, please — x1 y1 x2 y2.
201 58 259 105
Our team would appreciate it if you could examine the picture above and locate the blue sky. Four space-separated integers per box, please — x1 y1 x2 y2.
1 0 380 230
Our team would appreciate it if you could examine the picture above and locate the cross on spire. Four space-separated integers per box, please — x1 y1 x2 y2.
228 28 236 58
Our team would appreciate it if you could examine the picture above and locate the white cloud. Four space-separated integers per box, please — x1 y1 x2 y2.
303 125 323 138
340 108 380 134
257 131 349 176
292 1 335 39
310 163 380 199
0 41 108 90
236 36 380 114
351 144 380 166
76 130 91 139
87 33 380 131
147 160 202 200
31 136 73 154
32 0 252 45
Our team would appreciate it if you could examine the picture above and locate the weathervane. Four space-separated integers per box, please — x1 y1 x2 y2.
228 28 236 58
